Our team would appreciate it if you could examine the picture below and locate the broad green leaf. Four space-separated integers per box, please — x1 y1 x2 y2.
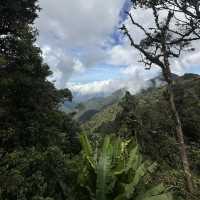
124 163 147 198
126 145 139 172
78 135 173 200
135 184 166 200
80 134 95 168
139 193 173 200
96 136 113 200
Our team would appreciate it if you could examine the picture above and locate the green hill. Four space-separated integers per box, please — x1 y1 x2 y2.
82 102 122 134
81 73 200 166
63 88 126 123
81 73 200 197
82 73 200 141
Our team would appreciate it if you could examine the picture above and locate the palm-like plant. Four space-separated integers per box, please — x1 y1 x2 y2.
77 134 173 200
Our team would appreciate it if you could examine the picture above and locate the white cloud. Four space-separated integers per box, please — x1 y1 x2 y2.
108 44 137 66
67 80 114 96
37 2 200 98
36 0 126 88
37 0 125 47
67 69 152 97
118 7 200 77
173 49 200 75
68 6 200 98
73 59 85 73
43 46 86 88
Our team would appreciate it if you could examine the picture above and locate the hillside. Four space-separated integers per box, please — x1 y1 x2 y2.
63 88 126 123
81 73 200 162
82 103 122 134
82 73 200 140
80 73 200 196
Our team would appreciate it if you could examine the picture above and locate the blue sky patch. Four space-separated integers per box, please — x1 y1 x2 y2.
69 64 125 84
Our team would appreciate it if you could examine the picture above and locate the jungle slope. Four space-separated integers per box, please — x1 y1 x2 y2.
81 73 200 197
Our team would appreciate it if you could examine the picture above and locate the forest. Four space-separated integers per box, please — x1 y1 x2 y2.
0 0 200 200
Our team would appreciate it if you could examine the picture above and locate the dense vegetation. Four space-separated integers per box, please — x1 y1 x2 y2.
82 74 200 199
77 134 172 200
0 0 199 200
62 88 125 123
0 1 79 199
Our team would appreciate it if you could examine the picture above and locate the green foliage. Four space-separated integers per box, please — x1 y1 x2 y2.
81 74 200 199
77 134 173 200
82 103 122 135
0 147 78 200
0 0 79 152
63 89 125 122
0 1 81 200
0 0 199 199
116 91 141 139
83 75 200 167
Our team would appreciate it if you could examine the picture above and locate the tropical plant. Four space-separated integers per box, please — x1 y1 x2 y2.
77 134 173 200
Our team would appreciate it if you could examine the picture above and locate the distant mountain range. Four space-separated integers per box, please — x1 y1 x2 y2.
148 73 179 87
81 73 200 141
61 88 126 122
62 73 199 123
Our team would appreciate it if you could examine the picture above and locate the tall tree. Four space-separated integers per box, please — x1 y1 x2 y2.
0 1 80 199
120 0 200 193
115 91 140 139
0 0 74 151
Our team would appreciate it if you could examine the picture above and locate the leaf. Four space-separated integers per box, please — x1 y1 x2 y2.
0 56 7 65
114 194 126 200
135 183 166 200
112 137 122 165
139 193 173 200
78 135 173 200
147 162 158 173
137 183 173 200
126 145 139 171
79 134 95 168
96 136 113 200
124 163 147 198
114 145 139 175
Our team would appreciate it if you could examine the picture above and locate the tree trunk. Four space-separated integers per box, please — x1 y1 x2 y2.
161 41 193 192
167 82 193 193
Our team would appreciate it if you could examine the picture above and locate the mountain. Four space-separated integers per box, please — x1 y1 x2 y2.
80 73 200 198
148 73 179 87
63 73 199 125
81 73 200 142
62 88 126 122
77 73 179 127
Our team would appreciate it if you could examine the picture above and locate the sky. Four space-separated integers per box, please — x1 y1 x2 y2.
36 0 200 99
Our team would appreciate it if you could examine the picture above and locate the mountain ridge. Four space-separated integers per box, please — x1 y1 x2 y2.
81 73 200 142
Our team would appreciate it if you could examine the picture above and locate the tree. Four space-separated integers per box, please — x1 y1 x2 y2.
120 0 200 192
115 91 141 139
0 0 40 64
0 0 75 151
136 0 200 42
0 1 80 199
150 0 200 23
